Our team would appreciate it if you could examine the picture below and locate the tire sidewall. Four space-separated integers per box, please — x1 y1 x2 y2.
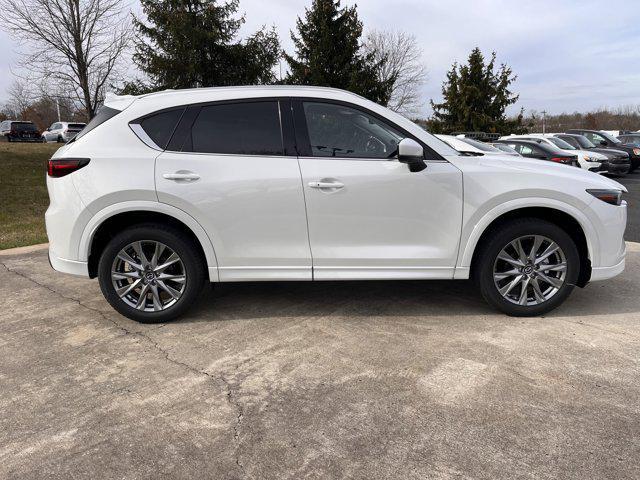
477 220 580 317
98 226 205 323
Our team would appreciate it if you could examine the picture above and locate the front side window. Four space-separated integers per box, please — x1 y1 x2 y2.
584 132 607 145
302 102 403 159
188 101 283 155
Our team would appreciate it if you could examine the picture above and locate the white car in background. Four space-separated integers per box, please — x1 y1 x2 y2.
45 86 627 322
500 134 608 173
42 121 86 143
436 134 517 157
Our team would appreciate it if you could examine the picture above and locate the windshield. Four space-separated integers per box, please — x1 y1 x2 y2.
13 122 37 132
573 135 596 149
459 137 501 152
546 136 575 150
600 131 622 144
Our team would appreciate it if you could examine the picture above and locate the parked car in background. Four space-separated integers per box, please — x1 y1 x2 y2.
0 120 41 142
566 129 640 172
555 133 630 176
456 136 517 155
617 132 640 147
500 134 608 173
489 143 522 156
495 138 579 167
46 86 627 322
435 134 485 155
42 122 86 143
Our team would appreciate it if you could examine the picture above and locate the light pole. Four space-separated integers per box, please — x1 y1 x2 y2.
541 110 547 134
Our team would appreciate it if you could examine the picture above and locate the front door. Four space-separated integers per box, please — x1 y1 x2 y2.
155 99 312 281
294 100 463 280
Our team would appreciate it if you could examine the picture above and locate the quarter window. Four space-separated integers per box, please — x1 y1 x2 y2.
140 108 184 150
302 102 403 159
188 101 283 155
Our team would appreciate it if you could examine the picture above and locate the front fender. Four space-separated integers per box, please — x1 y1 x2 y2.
454 197 598 279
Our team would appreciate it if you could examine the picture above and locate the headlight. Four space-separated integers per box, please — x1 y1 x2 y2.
587 189 622 206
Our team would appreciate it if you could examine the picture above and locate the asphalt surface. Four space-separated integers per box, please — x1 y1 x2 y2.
1 245 640 479
618 173 640 242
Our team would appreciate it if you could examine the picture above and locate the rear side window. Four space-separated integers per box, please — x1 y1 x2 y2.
187 101 283 155
74 106 120 142
13 122 37 131
139 108 184 149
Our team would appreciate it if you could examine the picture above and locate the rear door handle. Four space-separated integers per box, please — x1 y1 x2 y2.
308 181 344 189
162 172 200 181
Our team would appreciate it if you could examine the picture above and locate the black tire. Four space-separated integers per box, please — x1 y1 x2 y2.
98 223 206 323
57 135 63 143
474 218 580 317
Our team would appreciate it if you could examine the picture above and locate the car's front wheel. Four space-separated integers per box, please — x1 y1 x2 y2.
475 218 580 317
98 224 206 323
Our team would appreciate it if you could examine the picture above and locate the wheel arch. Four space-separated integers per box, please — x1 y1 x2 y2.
460 202 595 288
79 202 219 281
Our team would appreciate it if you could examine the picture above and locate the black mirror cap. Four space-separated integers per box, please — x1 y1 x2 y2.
399 154 427 172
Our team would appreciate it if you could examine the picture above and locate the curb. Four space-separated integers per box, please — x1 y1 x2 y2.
0 243 49 257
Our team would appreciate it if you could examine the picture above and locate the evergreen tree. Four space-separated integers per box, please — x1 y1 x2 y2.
129 0 280 92
284 0 393 104
430 48 524 134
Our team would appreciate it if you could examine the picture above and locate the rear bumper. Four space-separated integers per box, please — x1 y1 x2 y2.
49 249 89 277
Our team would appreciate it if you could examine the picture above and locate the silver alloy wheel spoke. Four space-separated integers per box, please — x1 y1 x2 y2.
493 235 567 307
518 276 531 305
111 240 186 312
157 280 181 299
498 251 525 268
117 251 143 271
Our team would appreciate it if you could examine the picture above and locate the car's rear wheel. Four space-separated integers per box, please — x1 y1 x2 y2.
98 224 206 323
474 218 580 317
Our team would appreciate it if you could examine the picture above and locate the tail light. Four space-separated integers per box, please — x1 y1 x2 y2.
47 158 90 177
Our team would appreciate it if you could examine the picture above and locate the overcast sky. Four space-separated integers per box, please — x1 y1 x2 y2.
1 0 638 116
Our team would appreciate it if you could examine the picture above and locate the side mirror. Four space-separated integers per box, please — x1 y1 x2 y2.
397 138 426 172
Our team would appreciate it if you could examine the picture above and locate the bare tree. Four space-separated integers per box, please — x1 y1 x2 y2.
0 0 131 119
4 79 35 118
364 30 428 115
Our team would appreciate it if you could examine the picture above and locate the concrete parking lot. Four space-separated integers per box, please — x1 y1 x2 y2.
619 175 640 242
1 244 639 479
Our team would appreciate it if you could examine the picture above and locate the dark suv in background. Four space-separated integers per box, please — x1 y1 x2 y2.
567 129 640 172
0 120 41 142
555 133 630 175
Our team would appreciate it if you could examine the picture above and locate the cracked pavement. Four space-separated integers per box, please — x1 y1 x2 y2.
1 245 640 479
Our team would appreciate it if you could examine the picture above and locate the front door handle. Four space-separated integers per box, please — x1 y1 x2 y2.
163 172 200 181
308 181 344 189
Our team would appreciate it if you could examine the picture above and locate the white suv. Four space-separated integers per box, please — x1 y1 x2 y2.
46 86 627 322
42 121 86 143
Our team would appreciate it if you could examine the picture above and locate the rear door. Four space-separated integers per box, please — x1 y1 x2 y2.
293 99 463 280
154 99 312 281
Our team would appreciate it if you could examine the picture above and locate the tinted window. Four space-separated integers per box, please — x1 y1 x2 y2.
13 122 37 132
557 135 579 148
303 102 403 158
74 106 120 142
140 108 184 149
68 123 85 129
188 101 283 155
546 136 575 150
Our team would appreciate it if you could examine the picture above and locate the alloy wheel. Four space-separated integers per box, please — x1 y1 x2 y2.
493 235 567 306
111 240 186 312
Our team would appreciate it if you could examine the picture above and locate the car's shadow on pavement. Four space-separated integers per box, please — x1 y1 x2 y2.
179 267 640 324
